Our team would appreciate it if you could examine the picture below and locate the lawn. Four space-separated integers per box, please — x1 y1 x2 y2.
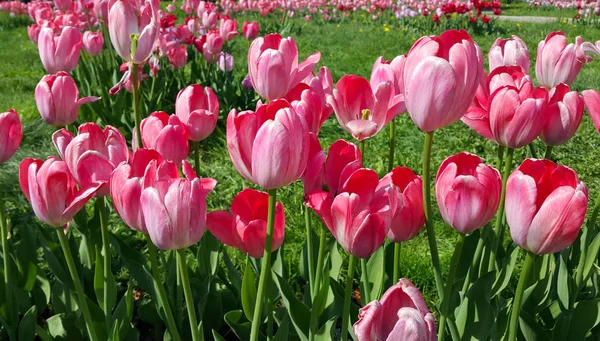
2 8 600 312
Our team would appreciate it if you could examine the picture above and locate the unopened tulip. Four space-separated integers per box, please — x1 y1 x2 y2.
436 153 501 234
94 0 109 19
219 17 238 41
536 32 586 89
540 84 584 146
202 10 218 30
582 89 600 133
19 157 104 227
207 188 285 258
506 159 588 255
0 109 22 164
228 100 310 189
111 149 178 233
203 31 222 63
54 0 71 12
285 81 333 135
403 29 483 132
242 21 259 40
371 55 406 99
380 167 425 242
38 25 81 74
82 31 104 56
218 52 234 71
248 34 321 101
138 111 189 165
108 0 159 64
35 71 100 126
53 123 130 197
167 45 187 69
354 278 436 341
488 36 530 73
28 24 41 43
141 161 216 250
176 84 220 142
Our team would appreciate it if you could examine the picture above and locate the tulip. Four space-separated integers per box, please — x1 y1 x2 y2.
207 188 285 258
380 167 424 242
219 17 238 41
248 33 321 101
82 31 104 56
94 0 109 20
38 25 82 74
0 109 23 164
506 158 587 255
583 90 600 136
285 80 333 135
19 157 104 227
54 0 71 12
176 84 220 142
141 160 216 250
403 29 482 132
203 31 223 63
108 0 159 64
138 111 189 165
435 153 501 234
354 278 436 341
242 21 259 40
53 123 130 197
35 71 100 126
167 45 187 69
218 52 234 71
202 10 218 30
371 55 406 98
540 84 584 146
28 24 41 43
488 35 530 73
227 100 310 190
536 32 586 89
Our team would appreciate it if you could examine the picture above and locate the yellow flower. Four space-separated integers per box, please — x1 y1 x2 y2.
384 27 390 32
360 28 363 32
412 37 416 41
562 19 567 24
336 24 340 28
383 23 387 27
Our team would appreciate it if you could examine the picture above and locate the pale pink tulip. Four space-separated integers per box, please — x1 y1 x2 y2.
536 32 586 89
38 25 81 74
581 89 600 133
202 10 218 30
285 81 333 135
371 55 406 100
219 17 238 41
218 52 234 71
176 84 220 142
488 36 530 73
54 0 72 12
108 0 159 64
138 111 189 165
0 109 23 164
82 31 104 56
540 84 584 146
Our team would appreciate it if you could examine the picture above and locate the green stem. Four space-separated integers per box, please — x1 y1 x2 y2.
305 207 315 298
145 235 181 341
589 191 600 231
422 131 444 298
0 199 12 323
266 274 273 341
56 229 99 341
438 234 466 341
544 145 553 160
461 234 485 293
360 258 371 304
96 197 112 325
393 242 401 283
507 252 535 341
131 62 142 148
496 145 505 172
309 223 328 341
488 147 514 272
193 141 201 175
528 143 538 159
358 140 365 162
341 255 357 341
250 189 277 341
388 117 396 171
177 249 200 341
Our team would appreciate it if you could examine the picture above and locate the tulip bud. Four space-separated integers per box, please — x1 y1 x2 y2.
38 25 82 74
167 45 187 69
488 35 530 73
82 30 104 56
536 32 586 89
108 0 159 64
219 17 238 41
218 52 234 72
176 84 220 142
0 109 23 164
242 21 259 40
138 111 189 165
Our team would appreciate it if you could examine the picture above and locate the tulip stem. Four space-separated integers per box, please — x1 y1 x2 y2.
508 251 535 341
388 117 396 171
422 130 444 298
177 249 200 341
528 143 538 159
393 242 401 283
462 232 485 293
145 235 181 341
359 140 366 163
341 254 357 341
438 233 466 341
305 206 315 298
0 199 12 324
496 145 505 175
131 62 142 148
488 147 514 272
250 189 277 341
96 197 112 326
56 229 99 341
360 258 371 303
309 223 328 341
193 141 201 175
544 145 553 160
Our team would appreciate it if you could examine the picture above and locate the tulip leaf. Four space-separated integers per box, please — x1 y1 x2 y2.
273 314 290 341
38 231 70 288
567 298 600 339
241 257 258 322
197 232 221 277
328 240 344 281
582 232 600 285
15 224 38 292
223 310 251 340
315 316 337 341
455 272 495 340
519 308 550 341
212 329 226 341
366 244 385 300
273 272 310 341
221 250 242 297
110 234 157 299
492 247 520 297
93 246 117 314
17 305 37 341
111 283 134 340
556 255 570 309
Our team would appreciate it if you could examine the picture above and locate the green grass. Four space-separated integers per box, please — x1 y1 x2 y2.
502 2 576 17
2 11 600 311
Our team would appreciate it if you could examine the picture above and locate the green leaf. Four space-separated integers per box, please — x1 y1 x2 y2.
211 329 226 341
492 247 519 297
365 245 385 300
46 313 82 340
17 305 37 341
568 298 600 340
273 314 290 341
328 241 343 281
110 234 156 298
39 233 70 287
197 232 221 277
241 257 258 323
85 297 108 341
313 276 331 318
222 251 242 297
582 232 600 285
519 309 550 341
556 255 570 309
15 224 38 292
35 325 53 341
50 284 78 315
455 272 495 340
315 316 337 341
93 247 117 314
111 283 133 340
273 273 310 341
223 310 251 340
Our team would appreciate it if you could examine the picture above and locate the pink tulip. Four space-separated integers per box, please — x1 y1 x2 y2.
54 0 72 12
82 31 104 56
488 36 530 73
19 157 104 227
35 71 100 126
38 25 81 74
371 55 406 100
379 167 424 242
110 149 178 233
108 0 159 64
307 167 397 258
436 153 501 234
167 45 187 69
207 188 285 258
94 0 109 19
53 123 130 197
354 278 436 341
203 31 223 63
142 160 216 250
28 24 41 43
284 80 333 135
403 29 483 132
506 159 588 255
138 111 189 165
202 10 218 30
242 21 259 40
176 84 220 142
219 17 238 41
536 32 586 89
218 52 234 71
540 84 584 146
582 89 600 133
248 34 321 101
329 74 403 141
0 109 23 164
227 100 310 189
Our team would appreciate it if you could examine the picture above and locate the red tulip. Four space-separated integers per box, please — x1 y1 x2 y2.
536 32 586 89
242 21 259 40
488 35 530 73
137 111 189 165
436 153 501 234
19 157 104 227
176 84 220 142
353 278 436 341
0 109 23 164
506 159 588 255
207 188 285 258
38 25 81 74
82 31 104 56
540 84 584 146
